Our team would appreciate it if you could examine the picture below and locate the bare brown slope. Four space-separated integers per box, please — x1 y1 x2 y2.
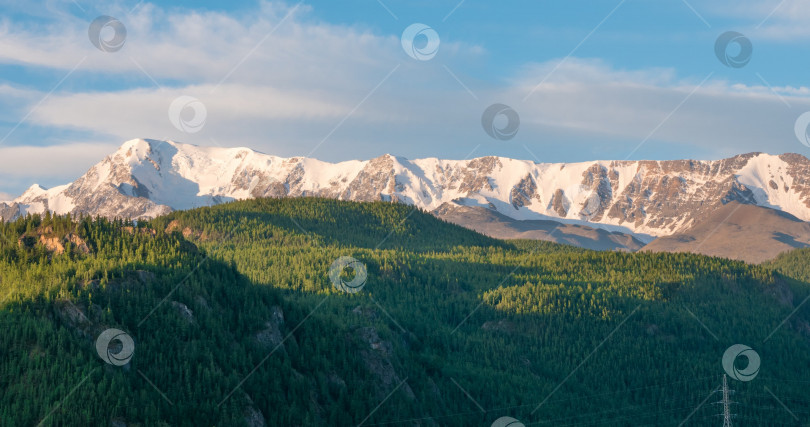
641 202 810 263
433 203 645 251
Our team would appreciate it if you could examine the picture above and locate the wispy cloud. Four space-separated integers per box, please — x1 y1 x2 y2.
1 1 810 197
704 0 810 40
513 58 810 157
0 141 116 178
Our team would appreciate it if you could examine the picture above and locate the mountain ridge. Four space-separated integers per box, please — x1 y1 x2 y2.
4 138 810 240
641 202 810 263
434 203 646 251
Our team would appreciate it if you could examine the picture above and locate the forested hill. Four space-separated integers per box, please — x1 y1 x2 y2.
2 197 810 426
150 197 511 252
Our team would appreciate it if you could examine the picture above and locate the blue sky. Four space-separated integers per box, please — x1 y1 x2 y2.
1 0 809 197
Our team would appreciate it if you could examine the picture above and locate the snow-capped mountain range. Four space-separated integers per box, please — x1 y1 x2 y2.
3 138 810 240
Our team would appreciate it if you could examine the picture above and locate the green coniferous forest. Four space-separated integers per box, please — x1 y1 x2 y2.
2 197 810 426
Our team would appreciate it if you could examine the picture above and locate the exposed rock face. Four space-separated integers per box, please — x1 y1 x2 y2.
243 406 267 427
255 306 286 352
242 395 268 427
17 227 90 255
510 174 537 209
55 300 94 338
0 202 21 222
40 235 64 253
549 188 568 217
8 139 810 239
67 234 90 254
171 301 194 323
355 327 415 401
344 155 397 201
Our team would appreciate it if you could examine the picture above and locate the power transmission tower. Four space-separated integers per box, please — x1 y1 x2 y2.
719 374 734 427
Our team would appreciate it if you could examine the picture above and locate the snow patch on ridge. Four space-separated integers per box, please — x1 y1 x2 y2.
8 140 810 238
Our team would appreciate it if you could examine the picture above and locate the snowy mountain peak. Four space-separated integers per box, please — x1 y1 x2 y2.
118 137 153 153
19 184 48 200
3 139 810 238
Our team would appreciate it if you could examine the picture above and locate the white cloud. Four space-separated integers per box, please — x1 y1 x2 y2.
0 141 116 177
31 84 362 135
513 58 810 158
0 140 115 197
0 1 463 89
2 1 810 197
703 0 810 40
13 53 810 168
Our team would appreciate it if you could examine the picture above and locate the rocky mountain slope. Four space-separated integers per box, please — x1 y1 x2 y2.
3 138 810 241
641 202 810 263
434 203 645 251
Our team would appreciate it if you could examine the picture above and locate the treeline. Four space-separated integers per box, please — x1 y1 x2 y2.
0 198 809 426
